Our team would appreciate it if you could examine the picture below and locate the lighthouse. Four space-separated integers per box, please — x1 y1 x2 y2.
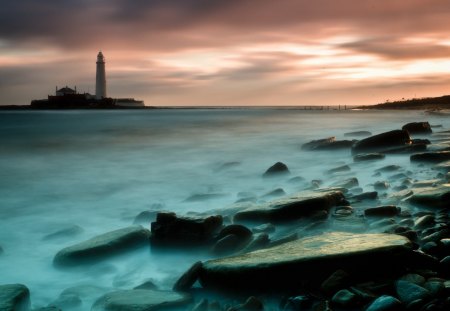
95 51 106 99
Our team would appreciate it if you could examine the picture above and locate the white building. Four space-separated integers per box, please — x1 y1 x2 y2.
95 51 107 99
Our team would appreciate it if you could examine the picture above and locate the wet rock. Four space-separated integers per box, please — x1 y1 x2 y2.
268 232 298 247
327 165 350 174
217 224 253 241
173 261 203 292
185 193 226 202
414 215 436 230
331 177 359 189
191 299 208 311
344 131 372 137
0 284 30 311
400 273 426 286
351 130 411 155
364 206 400 217
350 191 378 201
199 232 414 291
215 161 240 172
411 151 450 163
440 256 450 277
53 226 151 267
233 190 345 223
263 162 289 177
228 296 263 310
302 137 354 151
262 188 286 198
212 234 245 255
133 210 158 225
331 289 358 307
409 185 450 208
48 293 82 309
395 280 430 304
376 165 401 173
421 229 450 244
150 212 223 247
365 295 402 311
402 122 432 134
91 289 190 311
42 225 83 241
134 280 158 290
333 206 354 218
424 280 445 297
321 269 351 294
252 223 275 234
241 233 270 253
283 295 314 310
354 153 385 162
374 181 390 191
33 307 61 311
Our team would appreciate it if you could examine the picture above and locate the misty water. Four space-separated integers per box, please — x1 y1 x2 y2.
0 108 448 309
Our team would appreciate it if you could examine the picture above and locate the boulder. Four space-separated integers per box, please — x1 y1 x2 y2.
395 280 430 304
353 153 385 162
375 165 401 173
331 289 359 307
0 284 30 311
173 261 203 292
53 226 151 267
350 191 378 201
351 130 411 155
409 185 450 208
327 165 351 174
364 206 400 217
199 232 416 291
365 295 402 311
150 212 222 247
233 190 345 223
91 290 189 311
302 136 356 151
402 122 432 134
410 151 450 163
262 162 289 177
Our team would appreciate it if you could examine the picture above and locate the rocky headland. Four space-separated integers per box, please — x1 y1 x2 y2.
2 121 450 310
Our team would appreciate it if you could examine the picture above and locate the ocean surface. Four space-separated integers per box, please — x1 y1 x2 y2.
0 108 448 309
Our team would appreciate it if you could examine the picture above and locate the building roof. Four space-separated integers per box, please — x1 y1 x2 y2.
57 87 76 93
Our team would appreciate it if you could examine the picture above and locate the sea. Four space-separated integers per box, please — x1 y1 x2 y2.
0 108 448 309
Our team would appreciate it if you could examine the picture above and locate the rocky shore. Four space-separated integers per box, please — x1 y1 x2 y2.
2 121 450 310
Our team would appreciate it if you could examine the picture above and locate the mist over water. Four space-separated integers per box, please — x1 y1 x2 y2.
0 109 448 309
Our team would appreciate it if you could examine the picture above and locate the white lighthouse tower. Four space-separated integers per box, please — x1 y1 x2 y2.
95 51 107 99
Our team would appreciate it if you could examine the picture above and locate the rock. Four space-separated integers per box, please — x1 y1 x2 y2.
173 261 203 292
150 212 223 247
33 307 61 311
252 223 275 234
414 215 435 230
402 122 432 134
354 153 385 162
424 281 445 297
400 274 426 286
262 162 289 177
351 130 411 155
133 211 158 225
331 289 358 307
327 165 351 174
53 226 151 267
134 280 158 290
350 191 378 201
302 137 354 151
191 299 208 311
212 234 245 255
184 193 226 202
91 289 189 311
0 284 30 311
228 296 263 310
365 295 402 311
283 295 314 310
199 232 414 291
409 185 450 208
384 143 427 154
395 280 430 304
262 188 286 198
332 178 359 189
268 232 298 247
241 233 270 253
233 190 345 223
411 151 450 163
374 181 390 191
376 165 402 173
48 293 82 309
364 206 400 217
321 269 351 294
42 225 83 241
344 131 372 137
440 256 450 277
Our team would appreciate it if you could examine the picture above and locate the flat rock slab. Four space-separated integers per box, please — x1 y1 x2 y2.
91 289 189 311
233 190 345 223
199 232 414 291
410 151 450 163
54 226 151 267
0 284 30 311
409 185 450 209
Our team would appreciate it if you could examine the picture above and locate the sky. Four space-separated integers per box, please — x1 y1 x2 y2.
2 0 450 106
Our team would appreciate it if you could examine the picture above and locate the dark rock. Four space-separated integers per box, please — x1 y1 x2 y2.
332 178 359 189
383 143 427 154
134 280 158 290
327 165 351 174
283 295 314 310
424 281 445 297
184 193 226 202
191 299 208 311
351 130 411 155
233 190 345 223
263 162 289 177
0 284 30 311
302 137 354 151
173 261 202 292
365 295 402 311
344 131 372 137
268 232 298 247
42 225 83 241
399 274 426 286
262 188 286 198
91 289 190 311
217 224 253 241
374 181 390 191
133 211 158 225
409 186 450 208
150 212 223 247
215 161 241 172
395 280 430 304
49 293 82 309
402 122 432 134
33 307 61 311
228 296 263 310
411 151 450 163
350 191 378 201
421 242 440 256
241 233 270 253
321 269 351 294
440 256 450 277
414 215 436 230
212 234 246 255
412 138 431 145
376 165 401 173
364 206 400 217
252 223 275 234
421 229 450 244
354 153 385 162
199 232 415 291
333 206 354 218
331 289 359 307
53 226 151 267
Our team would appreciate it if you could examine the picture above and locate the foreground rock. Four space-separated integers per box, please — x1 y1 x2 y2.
402 121 432 134
410 151 450 163
91 289 189 311
409 185 450 208
53 226 151 267
0 284 30 311
351 130 411 155
199 232 418 291
150 212 223 247
233 190 345 223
